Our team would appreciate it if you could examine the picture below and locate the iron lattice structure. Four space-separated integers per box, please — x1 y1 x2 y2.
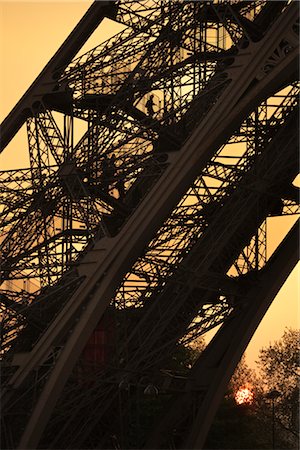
0 1 299 449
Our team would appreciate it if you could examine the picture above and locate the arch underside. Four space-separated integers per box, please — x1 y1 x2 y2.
0 1 299 449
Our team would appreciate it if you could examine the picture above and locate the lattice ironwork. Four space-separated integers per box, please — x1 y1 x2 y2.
0 1 299 449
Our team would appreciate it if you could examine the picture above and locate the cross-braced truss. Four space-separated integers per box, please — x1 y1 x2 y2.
0 1 299 449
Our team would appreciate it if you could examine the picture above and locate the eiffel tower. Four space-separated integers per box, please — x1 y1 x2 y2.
0 1 299 449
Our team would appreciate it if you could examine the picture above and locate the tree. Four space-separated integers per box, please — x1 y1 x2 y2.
205 355 269 449
256 328 300 448
205 329 300 449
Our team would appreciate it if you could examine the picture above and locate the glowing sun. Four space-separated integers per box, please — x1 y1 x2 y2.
235 386 254 405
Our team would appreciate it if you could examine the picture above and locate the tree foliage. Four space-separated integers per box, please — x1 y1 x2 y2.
256 328 300 447
205 328 300 449
257 328 299 395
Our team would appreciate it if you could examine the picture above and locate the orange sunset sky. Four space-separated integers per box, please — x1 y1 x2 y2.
0 1 299 369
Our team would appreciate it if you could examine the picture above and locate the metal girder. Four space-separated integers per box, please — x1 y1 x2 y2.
29 85 299 446
0 2 299 449
56 98 298 449
145 220 299 449
2 1 296 288
0 1 117 151
1 5 297 448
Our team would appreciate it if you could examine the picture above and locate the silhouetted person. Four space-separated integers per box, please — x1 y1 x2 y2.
101 153 116 193
116 178 125 200
146 94 155 116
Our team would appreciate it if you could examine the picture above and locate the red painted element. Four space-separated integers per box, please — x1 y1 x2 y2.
77 313 116 383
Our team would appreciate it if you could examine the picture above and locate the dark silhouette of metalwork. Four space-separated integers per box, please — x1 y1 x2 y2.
0 1 299 449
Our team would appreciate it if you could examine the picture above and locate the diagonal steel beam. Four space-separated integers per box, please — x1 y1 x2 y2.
0 1 117 152
144 219 299 449
8 7 298 447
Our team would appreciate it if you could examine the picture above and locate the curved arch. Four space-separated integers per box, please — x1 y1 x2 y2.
0 3 298 449
145 221 299 449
